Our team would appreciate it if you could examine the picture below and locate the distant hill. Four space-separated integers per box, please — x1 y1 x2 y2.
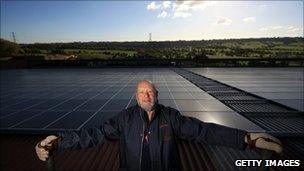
1 37 303 60
20 37 303 51
0 38 20 58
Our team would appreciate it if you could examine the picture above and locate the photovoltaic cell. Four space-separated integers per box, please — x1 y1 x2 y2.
175 100 205 112
181 111 264 132
158 99 178 109
27 99 63 110
158 92 172 99
186 68 303 112
46 111 96 129
0 110 40 128
102 99 130 111
82 111 120 128
93 92 117 99
12 110 68 129
0 110 17 118
197 100 233 112
0 68 266 133
4 99 43 110
76 99 108 111
52 99 88 110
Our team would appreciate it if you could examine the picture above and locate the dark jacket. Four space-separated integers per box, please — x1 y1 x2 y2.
57 104 247 171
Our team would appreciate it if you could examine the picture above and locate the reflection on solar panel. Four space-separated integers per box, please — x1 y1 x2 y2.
0 68 263 133
0 68 303 170
175 68 303 136
186 67 304 111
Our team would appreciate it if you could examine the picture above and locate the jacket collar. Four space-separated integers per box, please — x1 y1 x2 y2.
136 103 161 122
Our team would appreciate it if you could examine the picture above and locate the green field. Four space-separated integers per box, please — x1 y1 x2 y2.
63 49 137 59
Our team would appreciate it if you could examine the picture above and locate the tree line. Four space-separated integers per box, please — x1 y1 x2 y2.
1 37 303 59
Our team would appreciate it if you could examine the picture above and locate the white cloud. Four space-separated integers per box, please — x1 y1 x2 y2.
243 17 255 23
147 2 161 10
216 17 232 25
258 26 303 37
272 26 283 29
171 1 217 18
172 1 216 12
147 1 217 19
287 26 303 32
157 11 169 18
173 11 192 18
258 4 267 9
260 26 283 31
162 1 171 9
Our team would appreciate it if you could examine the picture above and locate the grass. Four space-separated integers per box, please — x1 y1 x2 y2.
64 49 137 56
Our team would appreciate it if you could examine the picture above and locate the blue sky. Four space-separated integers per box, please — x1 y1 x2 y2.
1 1 303 43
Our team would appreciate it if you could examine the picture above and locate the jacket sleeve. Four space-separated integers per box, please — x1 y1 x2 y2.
170 109 247 150
56 110 125 152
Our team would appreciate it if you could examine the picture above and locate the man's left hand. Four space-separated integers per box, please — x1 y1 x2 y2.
245 133 283 154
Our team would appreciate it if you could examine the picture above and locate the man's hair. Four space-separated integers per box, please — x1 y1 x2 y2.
136 80 157 93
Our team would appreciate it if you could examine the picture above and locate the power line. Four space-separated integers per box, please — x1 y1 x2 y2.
149 33 152 41
11 32 16 43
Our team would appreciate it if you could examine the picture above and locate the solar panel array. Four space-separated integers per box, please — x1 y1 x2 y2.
0 68 263 133
186 67 304 112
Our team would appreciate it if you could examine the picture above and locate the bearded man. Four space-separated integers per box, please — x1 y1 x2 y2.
36 80 282 171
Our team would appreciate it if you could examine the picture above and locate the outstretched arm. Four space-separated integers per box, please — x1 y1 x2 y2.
35 112 124 161
171 112 247 150
171 110 282 153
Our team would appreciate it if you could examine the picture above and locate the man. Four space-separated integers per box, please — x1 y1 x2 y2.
36 80 283 170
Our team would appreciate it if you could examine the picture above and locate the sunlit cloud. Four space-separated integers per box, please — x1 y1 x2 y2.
147 1 217 19
173 11 192 18
216 17 232 25
258 4 267 9
162 1 171 9
157 11 169 18
287 26 303 32
258 25 303 36
147 1 160 10
243 17 255 23
260 26 283 31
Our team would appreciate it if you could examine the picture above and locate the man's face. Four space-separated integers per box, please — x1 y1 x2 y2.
136 81 158 112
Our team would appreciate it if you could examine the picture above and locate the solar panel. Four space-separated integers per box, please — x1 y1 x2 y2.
76 99 106 110
45 110 96 130
182 111 264 132
186 68 304 112
13 110 68 129
0 68 264 133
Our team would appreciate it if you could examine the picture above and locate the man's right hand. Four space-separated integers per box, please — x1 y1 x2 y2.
35 135 58 161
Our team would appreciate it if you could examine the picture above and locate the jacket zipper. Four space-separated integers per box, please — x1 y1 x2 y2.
139 110 145 171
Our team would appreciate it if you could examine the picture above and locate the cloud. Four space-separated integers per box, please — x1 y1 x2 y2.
258 25 303 37
162 1 171 9
287 26 303 32
172 1 216 12
147 2 161 10
173 11 192 18
157 11 169 18
258 4 267 9
243 17 255 23
147 1 217 19
260 26 283 31
216 17 232 25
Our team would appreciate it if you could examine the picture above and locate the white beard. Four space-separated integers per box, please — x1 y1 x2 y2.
138 100 158 112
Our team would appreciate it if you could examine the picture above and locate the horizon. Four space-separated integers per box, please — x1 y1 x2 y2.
1 1 303 44
8 36 302 45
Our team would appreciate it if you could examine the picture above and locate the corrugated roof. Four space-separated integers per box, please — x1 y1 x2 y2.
1 134 303 171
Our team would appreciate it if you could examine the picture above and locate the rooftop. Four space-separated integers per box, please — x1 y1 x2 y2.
0 67 303 170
